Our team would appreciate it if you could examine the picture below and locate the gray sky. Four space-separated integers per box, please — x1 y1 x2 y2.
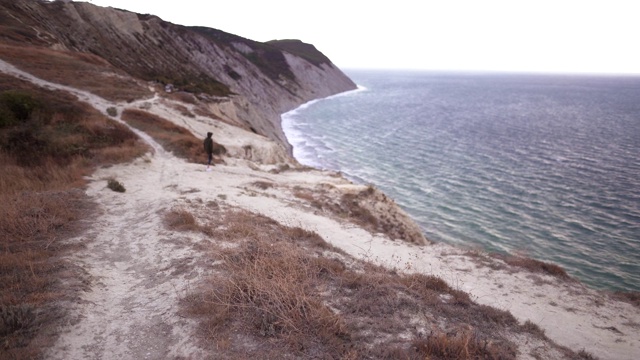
85 0 640 74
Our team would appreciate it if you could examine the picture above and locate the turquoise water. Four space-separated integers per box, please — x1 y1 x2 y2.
282 70 640 292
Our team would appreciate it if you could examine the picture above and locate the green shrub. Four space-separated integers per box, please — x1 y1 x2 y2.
106 107 118 117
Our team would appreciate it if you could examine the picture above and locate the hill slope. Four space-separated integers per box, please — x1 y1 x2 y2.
0 0 356 154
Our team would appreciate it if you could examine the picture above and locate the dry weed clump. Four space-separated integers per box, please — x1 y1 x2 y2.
251 180 275 190
521 320 546 339
106 178 126 193
198 241 352 357
164 208 201 233
411 330 516 360
121 109 226 163
178 208 577 359
498 255 571 280
467 249 573 282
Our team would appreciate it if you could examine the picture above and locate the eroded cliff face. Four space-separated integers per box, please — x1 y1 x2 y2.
0 0 357 154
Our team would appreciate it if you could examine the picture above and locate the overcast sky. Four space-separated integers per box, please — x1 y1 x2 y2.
85 0 640 74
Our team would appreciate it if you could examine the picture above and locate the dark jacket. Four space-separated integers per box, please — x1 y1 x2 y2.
204 137 214 154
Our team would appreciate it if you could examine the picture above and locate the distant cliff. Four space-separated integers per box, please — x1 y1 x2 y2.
0 0 356 154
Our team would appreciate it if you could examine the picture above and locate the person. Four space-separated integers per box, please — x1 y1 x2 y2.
203 132 215 171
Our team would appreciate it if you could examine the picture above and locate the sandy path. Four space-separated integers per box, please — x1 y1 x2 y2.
47 153 213 359
1 59 207 358
2 60 639 359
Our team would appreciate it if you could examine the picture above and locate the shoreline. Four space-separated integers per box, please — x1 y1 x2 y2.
280 73 640 295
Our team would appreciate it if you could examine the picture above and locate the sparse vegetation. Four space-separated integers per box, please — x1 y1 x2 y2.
121 109 226 163
106 106 118 117
251 181 274 190
501 256 570 279
0 73 147 359
171 206 586 359
522 320 546 338
164 208 209 234
466 249 573 281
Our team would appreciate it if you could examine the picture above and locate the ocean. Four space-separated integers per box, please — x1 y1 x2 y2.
282 69 640 292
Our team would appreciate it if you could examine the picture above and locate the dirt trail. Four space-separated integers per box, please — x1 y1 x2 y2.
1 59 207 359
49 156 210 359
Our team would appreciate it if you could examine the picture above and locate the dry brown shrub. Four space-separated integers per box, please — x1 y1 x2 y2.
521 320 546 338
340 193 379 228
499 255 570 280
189 241 352 358
401 273 453 294
164 208 199 232
411 330 517 359
292 189 324 210
576 349 600 360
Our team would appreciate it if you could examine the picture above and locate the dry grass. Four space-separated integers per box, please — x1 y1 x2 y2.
168 207 593 359
611 291 640 309
465 249 572 281
164 208 203 233
498 255 571 280
521 320 546 339
0 73 147 358
121 109 226 163
0 44 152 102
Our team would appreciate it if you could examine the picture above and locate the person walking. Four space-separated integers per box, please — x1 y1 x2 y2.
204 132 215 171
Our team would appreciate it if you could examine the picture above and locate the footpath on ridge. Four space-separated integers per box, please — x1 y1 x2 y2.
1 60 639 360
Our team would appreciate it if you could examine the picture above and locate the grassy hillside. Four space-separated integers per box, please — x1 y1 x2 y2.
0 73 148 359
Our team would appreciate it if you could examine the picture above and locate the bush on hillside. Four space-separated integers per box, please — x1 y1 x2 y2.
0 91 40 127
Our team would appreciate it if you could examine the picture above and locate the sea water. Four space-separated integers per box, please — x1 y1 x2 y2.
282 70 640 292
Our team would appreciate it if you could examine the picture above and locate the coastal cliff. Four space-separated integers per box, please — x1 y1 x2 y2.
1 1 638 360
0 0 356 155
